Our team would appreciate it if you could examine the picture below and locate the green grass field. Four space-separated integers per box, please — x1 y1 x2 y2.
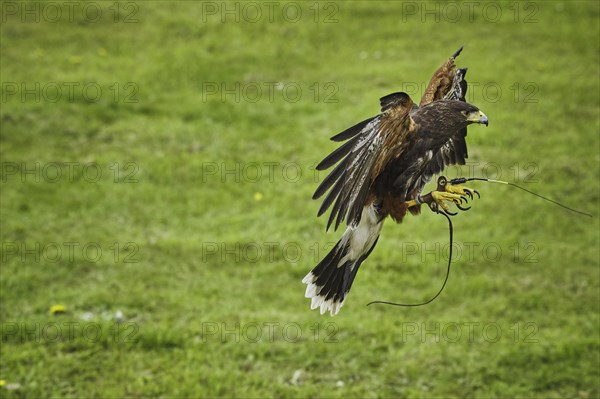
1 1 599 397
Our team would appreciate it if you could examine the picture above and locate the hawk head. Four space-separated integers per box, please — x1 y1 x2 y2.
443 100 489 127
420 100 488 129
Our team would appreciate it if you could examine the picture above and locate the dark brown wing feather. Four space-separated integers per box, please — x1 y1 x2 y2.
329 116 378 142
423 135 468 178
380 92 413 112
314 93 415 231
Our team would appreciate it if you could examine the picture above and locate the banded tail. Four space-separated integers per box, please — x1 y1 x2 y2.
302 205 383 315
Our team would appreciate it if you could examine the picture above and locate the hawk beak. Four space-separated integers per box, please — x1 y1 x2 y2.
468 111 489 126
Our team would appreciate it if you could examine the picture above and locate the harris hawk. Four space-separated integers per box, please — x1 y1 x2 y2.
303 47 489 316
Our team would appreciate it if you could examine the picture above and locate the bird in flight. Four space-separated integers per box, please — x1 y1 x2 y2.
303 47 489 316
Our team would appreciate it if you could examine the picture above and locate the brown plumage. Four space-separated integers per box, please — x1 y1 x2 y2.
304 47 489 316
420 46 463 106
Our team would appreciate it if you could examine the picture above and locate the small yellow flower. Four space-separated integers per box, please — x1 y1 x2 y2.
254 192 263 201
0 379 6 387
69 55 82 65
49 305 66 315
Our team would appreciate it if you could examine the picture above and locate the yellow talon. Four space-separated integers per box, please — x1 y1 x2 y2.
445 183 475 198
404 177 480 213
431 191 463 211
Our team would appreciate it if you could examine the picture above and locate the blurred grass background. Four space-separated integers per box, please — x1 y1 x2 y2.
1 1 599 397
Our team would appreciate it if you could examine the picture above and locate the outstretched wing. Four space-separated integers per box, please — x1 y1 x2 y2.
313 92 414 231
420 46 464 107
420 47 470 174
